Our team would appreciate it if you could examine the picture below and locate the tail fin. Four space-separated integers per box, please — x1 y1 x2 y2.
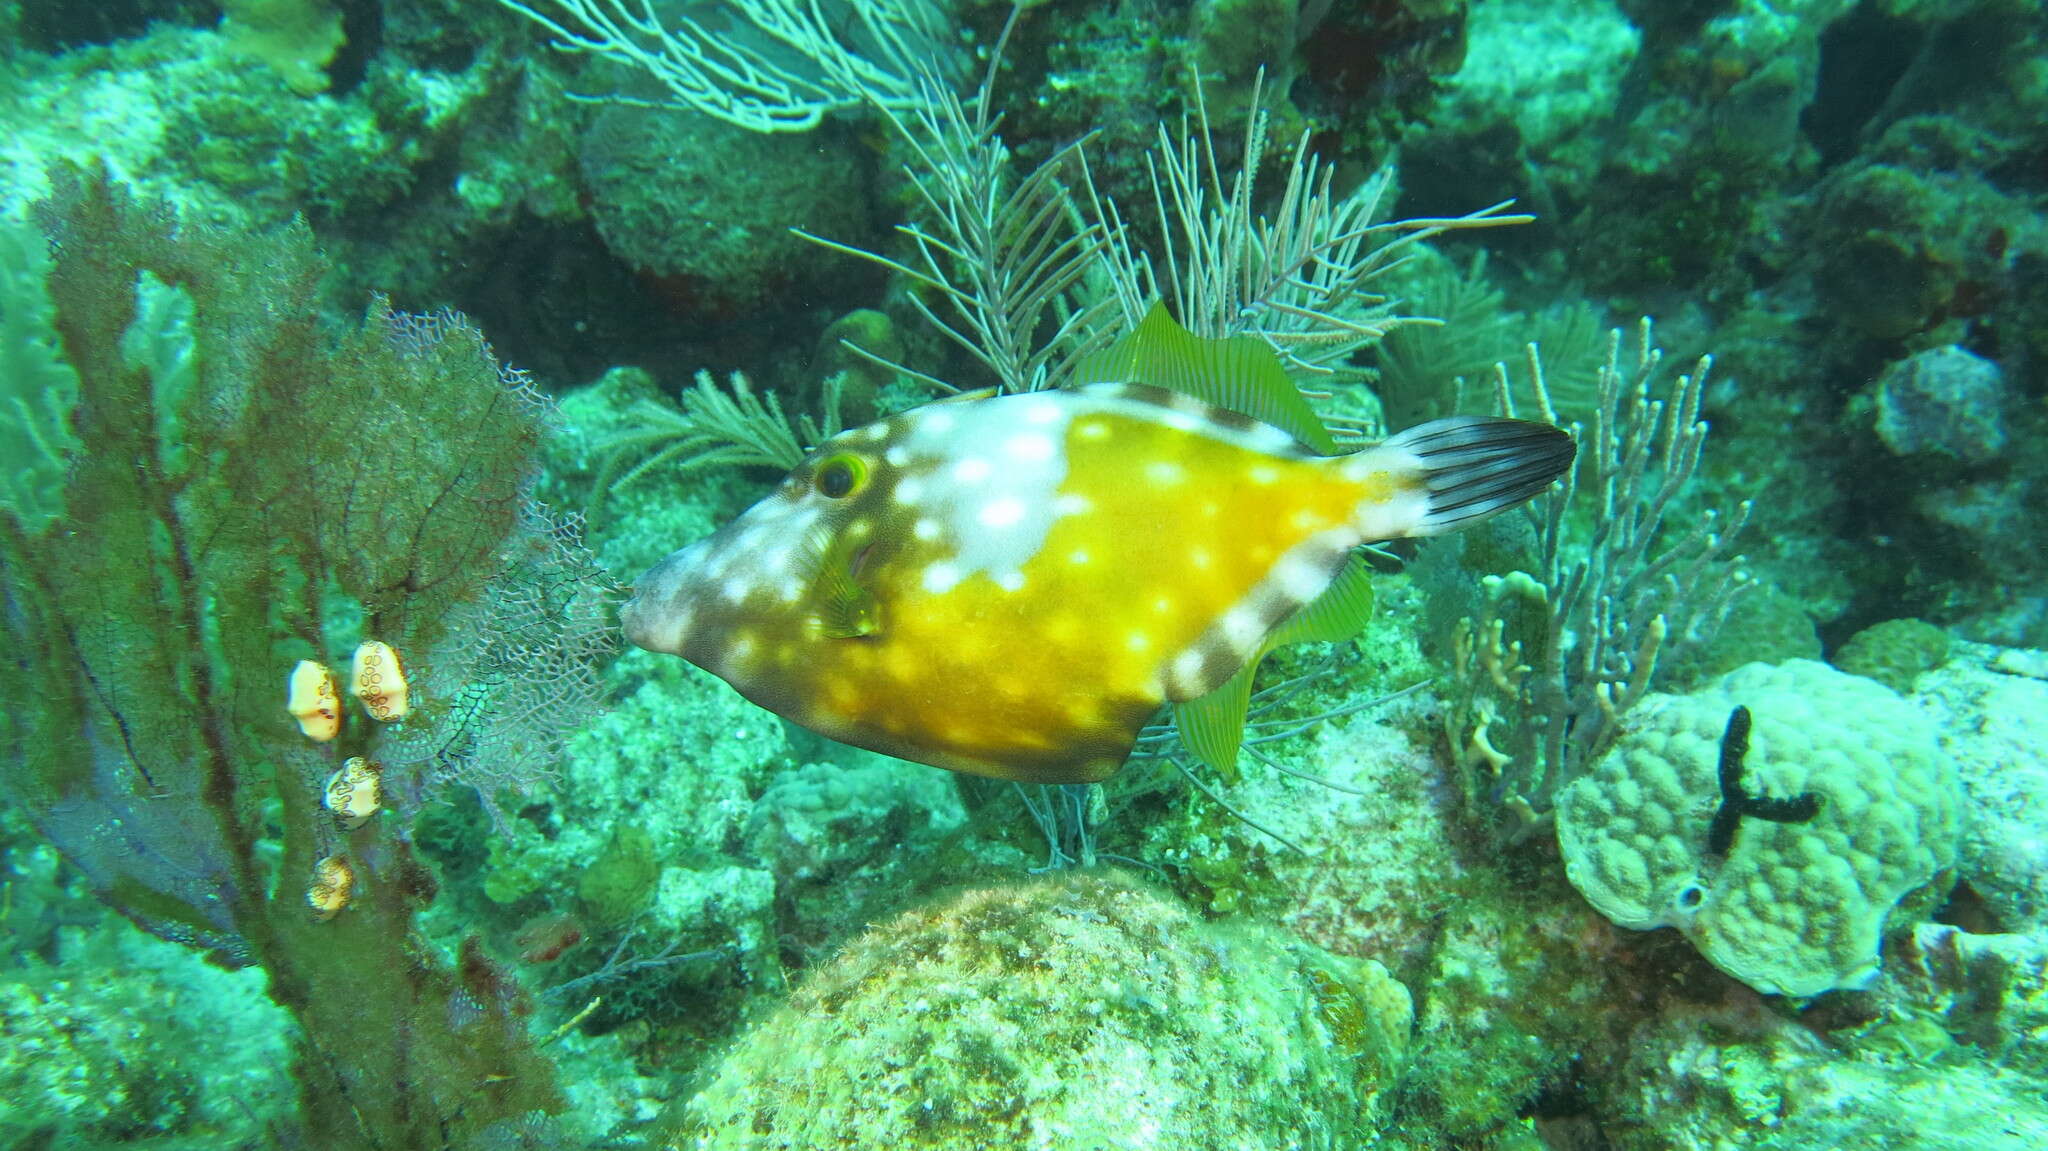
1388 416 1576 533
1344 417 1575 540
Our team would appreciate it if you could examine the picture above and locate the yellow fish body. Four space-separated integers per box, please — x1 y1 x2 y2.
623 308 1573 784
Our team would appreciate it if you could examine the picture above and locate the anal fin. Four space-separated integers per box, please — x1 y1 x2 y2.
1172 557 1377 783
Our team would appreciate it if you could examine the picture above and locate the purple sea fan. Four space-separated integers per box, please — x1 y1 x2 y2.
0 166 575 1142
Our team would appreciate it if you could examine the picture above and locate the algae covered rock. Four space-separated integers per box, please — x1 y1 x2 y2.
1600 994 2048 1151
669 871 1411 1149
1912 647 2048 932
1886 923 2048 1080
578 103 871 312
1557 660 1963 996
0 928 292 1146
578 825 661 928
1661 583 1822 689
1831 617 1952 694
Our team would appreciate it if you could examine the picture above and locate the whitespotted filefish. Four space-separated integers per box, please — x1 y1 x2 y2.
622 305 1574 784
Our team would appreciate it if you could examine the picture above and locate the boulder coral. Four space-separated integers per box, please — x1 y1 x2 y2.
1557 660 1963 996
668 871 1412 1150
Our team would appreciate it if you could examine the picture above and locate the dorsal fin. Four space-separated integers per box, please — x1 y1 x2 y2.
930 386 1001 405
1171 556 1377 783
1070 302 1341 455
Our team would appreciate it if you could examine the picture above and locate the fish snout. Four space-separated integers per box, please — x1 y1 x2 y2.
621 542 711 656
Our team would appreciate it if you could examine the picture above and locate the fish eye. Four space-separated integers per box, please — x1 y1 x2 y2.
813 454 866 499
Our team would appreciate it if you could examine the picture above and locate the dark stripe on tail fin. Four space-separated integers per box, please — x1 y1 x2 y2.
1385 416 1575 532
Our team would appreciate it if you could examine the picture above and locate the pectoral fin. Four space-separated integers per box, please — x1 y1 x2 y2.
809 538 882 639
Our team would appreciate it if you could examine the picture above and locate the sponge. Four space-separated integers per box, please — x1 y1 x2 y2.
1556 660 1962 996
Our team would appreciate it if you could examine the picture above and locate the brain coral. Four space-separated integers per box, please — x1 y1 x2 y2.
668 871 1411 1149
1556 660 1962 996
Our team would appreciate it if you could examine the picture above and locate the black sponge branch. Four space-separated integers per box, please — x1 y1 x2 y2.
1705 705 1824 858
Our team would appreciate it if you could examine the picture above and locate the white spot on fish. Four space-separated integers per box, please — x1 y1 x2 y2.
1125 631 1151 652
978 497 1026 528
1221 607 1264 652
921 410 956 435
758 543 796 577
1164 411 1200 432
894 477 925 505
1146 461 1185 485
1077 420 1111 440
1249 464 1280 485
914 517 940 541
722 577 749 602
1004 433 1056 462
997 571 1026 592
1172 649 1206 688
1190 547 1214 570
647 606 694 654
1273 553 1329 601
905 391 1072 583
1245 425 1296 453
886 446 911 468
922 562 963 594
778 579 803 603
1153 596 1174 614
1068 548 1090 565
1053 493 1091 517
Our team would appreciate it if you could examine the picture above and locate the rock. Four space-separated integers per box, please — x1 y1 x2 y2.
1873 344 2008 463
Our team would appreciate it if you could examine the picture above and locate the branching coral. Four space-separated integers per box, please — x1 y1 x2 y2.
1441 320 1750 836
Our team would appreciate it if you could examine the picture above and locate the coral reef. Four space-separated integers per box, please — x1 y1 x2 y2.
5 0 2048 1145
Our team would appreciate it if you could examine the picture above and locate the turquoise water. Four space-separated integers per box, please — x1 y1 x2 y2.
2 2 2044 1148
